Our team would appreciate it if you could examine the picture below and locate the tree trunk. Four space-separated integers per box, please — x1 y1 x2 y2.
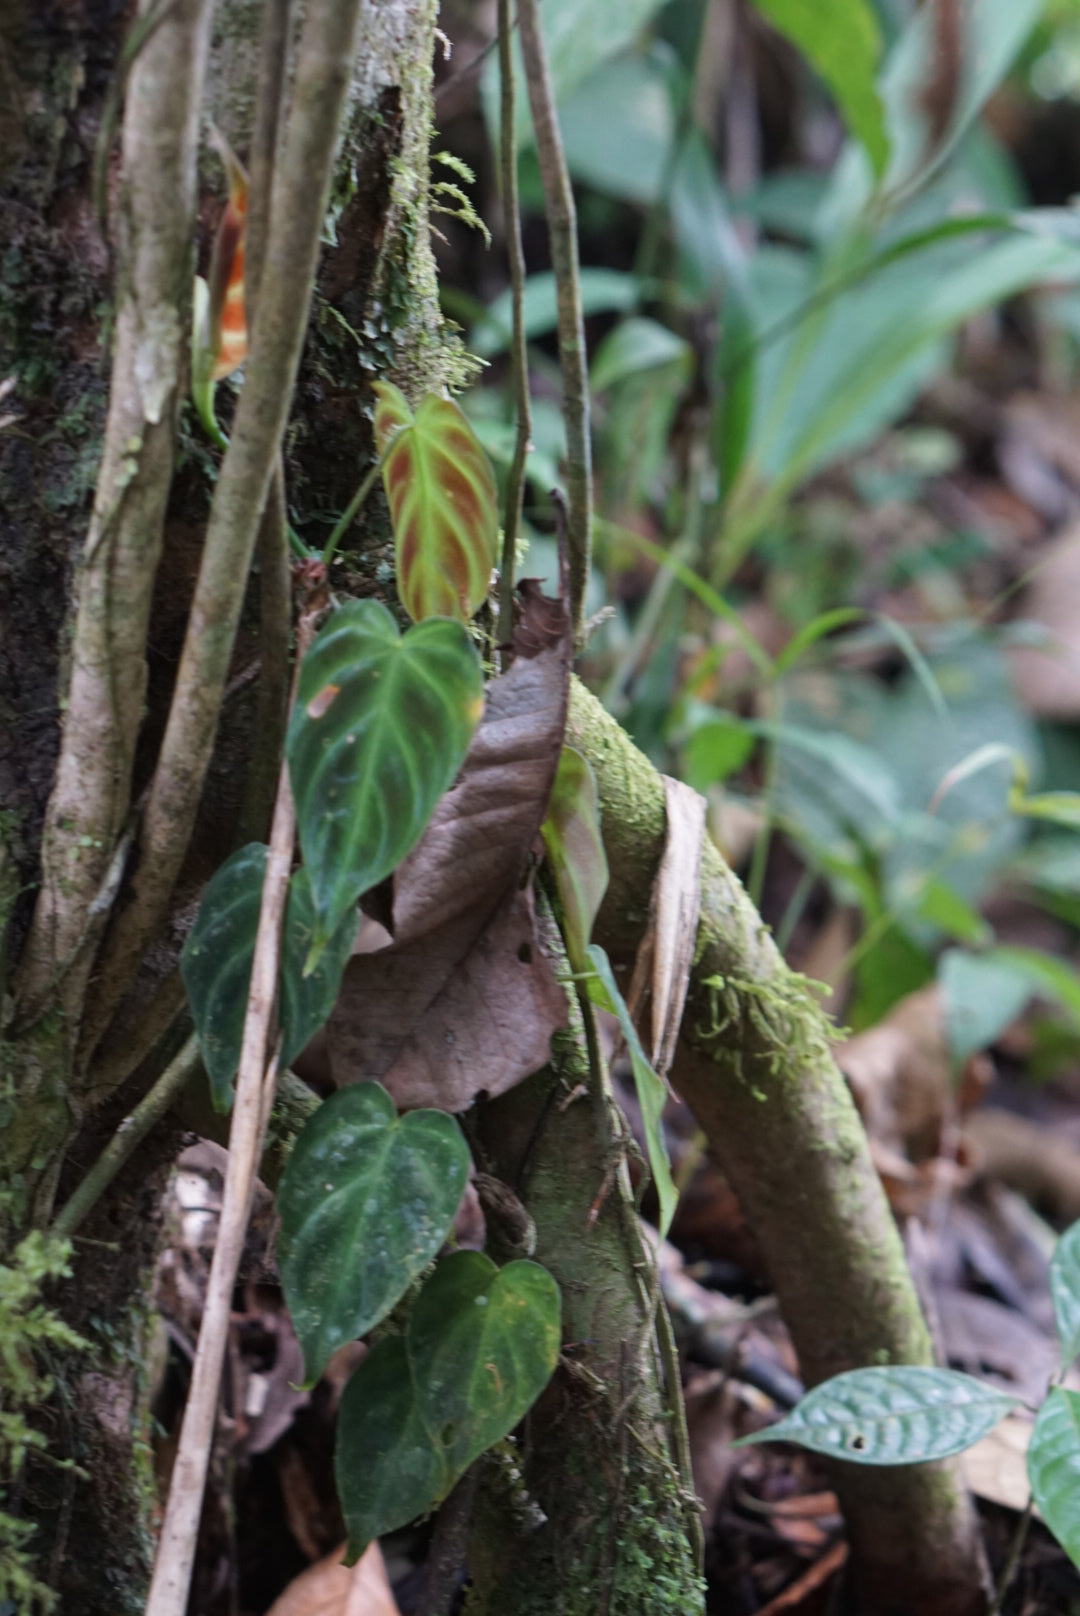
0 4 463 1609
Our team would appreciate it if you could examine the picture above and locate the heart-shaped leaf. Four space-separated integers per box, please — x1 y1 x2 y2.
336 1335 450 1562
586 944 677 1239
181 846 357 1111
406 1250 561 1476
374 381 499 624
1029 1387 1080 1570
277 1083 470 1383
541 746 608 973
736 1367 1016 1464
1051 1220 1080 1371
286 600 484 967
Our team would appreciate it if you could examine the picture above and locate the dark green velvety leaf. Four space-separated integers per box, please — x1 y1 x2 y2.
1029 1388 1080 1570
336 1335 450 1562
277 1083 471 1383
407 1250 561 1477
736 1367 1015 1464
1051 1221 1080 1370
287 600 484 968
181 846 356 1112
540 745 608 973
586 944 677 1239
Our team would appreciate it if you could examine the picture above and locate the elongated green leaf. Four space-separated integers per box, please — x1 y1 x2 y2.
772 607 865 678
407 1251 561 1478
1029 1388 1080 1571
180 846 357 1111
586 944 678 1239
751 0 888 179
277 1083 470 1383
993 945 1080 1027
541 746 608 973
373 382 499 624
287 600 484 966
472 268 646 359
336 1335 449 1562
1011 790 1080 832
736 1367 1016 1464
1051 1221 1080 1371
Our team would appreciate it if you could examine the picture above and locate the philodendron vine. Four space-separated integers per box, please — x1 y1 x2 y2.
738 1215 1080 1603
180 380 571 1560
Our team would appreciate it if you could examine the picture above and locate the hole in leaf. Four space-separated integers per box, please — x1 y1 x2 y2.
441 1423 455 1446
847 1432 867 1452
517 941 532 965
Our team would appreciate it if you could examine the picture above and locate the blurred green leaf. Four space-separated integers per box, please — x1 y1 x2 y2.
939 948 1034 1067
472 269 645 358
481 0 673 150
750 0 888 179
558 50 675 204
1029 1388 1080 1572
737 1366 1015 1463
682 715 755 793
591 318 692 393
1050 1220 1080 1370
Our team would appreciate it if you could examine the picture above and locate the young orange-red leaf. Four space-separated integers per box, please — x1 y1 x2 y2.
373 381 499 623
207 128 249 381
192 131 249 447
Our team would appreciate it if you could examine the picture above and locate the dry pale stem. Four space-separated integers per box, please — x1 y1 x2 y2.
143 767 295 1616
85 0 364 1059
17 0 214 1021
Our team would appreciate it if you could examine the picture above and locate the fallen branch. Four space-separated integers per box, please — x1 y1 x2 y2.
566 677 992 1616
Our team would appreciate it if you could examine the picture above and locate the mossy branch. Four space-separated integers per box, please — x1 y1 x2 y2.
82 0 365 1062
566 678 992 1616
516 0 592 649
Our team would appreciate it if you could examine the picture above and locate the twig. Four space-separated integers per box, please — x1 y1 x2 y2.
495 0 532 645
50 1034 202 1240
145 754 295 1613
239 0 293 845
516 0 592 648
321 441 394 566
418 1469 477 1616
83 0 365 1061
17 0 214 1022
989 1493 1034 1616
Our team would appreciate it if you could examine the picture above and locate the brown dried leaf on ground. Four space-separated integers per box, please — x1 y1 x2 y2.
266 1542 400 1616
966 1107 1080 1223
837 984 991 1158
1009 518 1080 718
962 1414 1034 1516
328 586 571 1109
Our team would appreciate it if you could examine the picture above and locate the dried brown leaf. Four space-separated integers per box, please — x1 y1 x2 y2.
266 1541 400 1616
328 591 572 1109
